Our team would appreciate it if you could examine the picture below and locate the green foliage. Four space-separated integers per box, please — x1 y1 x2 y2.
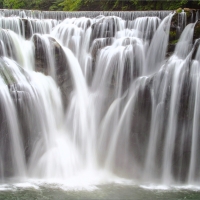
31 0 55 10
130 0 138 6
170 39 178 45
166 0 188 10
170 31 176 37
3 0 55 10
59 0 81 11
3 0 27 9
1 0 200 11
0 0 3 8
49 0 63 10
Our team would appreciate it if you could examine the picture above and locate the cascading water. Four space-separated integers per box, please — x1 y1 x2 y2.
0 9 200 188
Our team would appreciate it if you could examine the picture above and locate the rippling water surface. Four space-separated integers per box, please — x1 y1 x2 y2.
0 183 200 200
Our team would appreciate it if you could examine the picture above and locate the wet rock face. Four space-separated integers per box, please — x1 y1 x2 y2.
129 82 152 167
91 38 112 59
33 35 73 108
53 39 74 108
167 9 199 56
22 19 32 39
33 35 48 75
9 84 35 164
193 21 200 42
172 71 192 182
0 100 14 178
167 13 183 56
191 39 200 60
90 37 113 80
91 17 120 43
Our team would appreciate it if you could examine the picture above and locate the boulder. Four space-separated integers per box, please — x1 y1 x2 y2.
33 35 73 108
184 8 196 12
91 16 119 43
53 38 74 108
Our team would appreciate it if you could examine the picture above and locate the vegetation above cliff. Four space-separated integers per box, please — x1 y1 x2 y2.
1 0 200 11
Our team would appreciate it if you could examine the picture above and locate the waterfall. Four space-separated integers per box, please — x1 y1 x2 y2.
0 9 200 186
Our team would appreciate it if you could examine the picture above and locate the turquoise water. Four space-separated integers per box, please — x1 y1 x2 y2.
0 184 200 200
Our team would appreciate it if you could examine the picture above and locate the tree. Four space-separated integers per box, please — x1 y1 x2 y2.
59 0 82 11
3 0 28 9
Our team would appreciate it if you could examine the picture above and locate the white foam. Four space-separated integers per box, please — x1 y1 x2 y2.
14 182 39 189
173 185 200 191
140 184 170 190
0 170 137 192
140 184 200 191
0 184 13 191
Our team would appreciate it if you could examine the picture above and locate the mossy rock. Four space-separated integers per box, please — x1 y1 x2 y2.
185 10 192 18
170 39 178 45
184 8 196 12
170 31 176 37
171 13 178 28
184 8 197 23
169 14 179 42
169 30 177 42
176 8 182 13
